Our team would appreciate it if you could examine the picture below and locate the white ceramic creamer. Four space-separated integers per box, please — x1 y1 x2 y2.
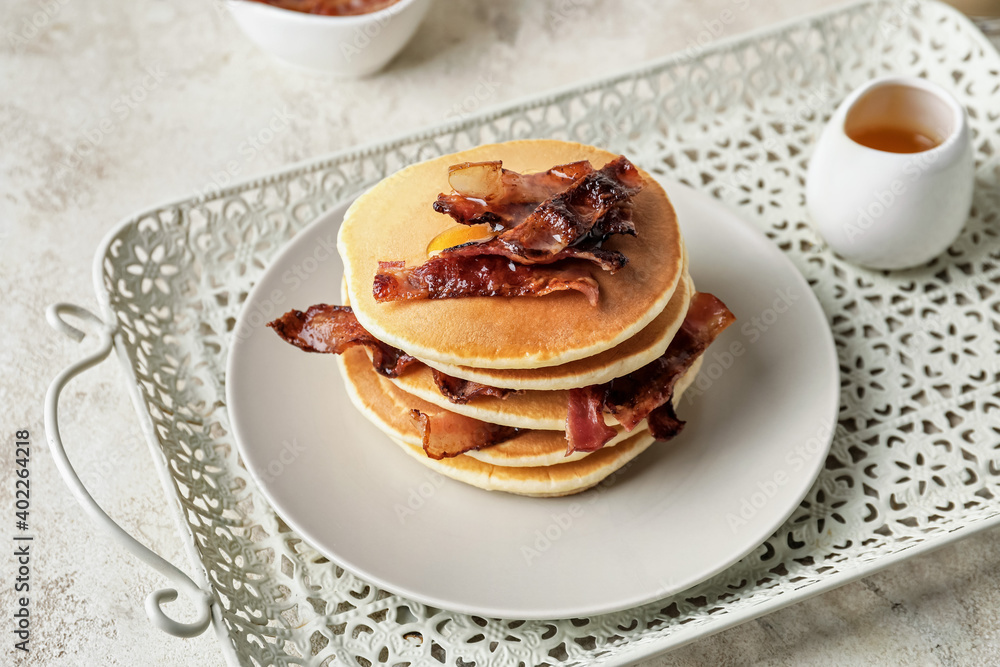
807 76 974 270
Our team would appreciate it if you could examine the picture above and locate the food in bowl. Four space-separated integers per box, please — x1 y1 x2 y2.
246 0 401 16
227 0 432 76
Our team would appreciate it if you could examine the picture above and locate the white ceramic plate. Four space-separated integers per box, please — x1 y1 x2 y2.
226 179 839 620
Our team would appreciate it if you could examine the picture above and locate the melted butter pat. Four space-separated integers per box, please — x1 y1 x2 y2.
426 224 496 256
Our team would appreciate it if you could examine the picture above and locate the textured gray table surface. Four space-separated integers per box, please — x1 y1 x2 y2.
5 0 1000 665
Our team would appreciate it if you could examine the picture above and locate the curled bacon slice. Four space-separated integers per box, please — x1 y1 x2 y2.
431 369 520 404
646 401 685 441
270 304 524 407
267 305 418 378
565 292 735 454
566 386 618 454
410 408 522 459
373 256 599 306
445 240 628 273
440 156 643 274
434 160 595 229
606 292 735 430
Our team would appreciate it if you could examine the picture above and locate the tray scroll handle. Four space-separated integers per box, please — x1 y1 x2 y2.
43 303 214 638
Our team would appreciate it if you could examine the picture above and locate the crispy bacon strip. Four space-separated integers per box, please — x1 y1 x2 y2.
410 408 522 459
565 292 735 454
646 401 685 441
430 369 520 404
606 292 735 430
445 241 628 273
566 386 619 454
433 160 595 229
440 156 644 274
495 155 642 248
373 256 599 306
267 305 418 378
270 305 522 408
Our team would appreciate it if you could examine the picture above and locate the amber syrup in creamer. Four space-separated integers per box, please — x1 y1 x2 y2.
847 124 942 154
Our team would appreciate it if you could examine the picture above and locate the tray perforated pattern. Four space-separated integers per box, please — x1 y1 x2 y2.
96 2 1000 664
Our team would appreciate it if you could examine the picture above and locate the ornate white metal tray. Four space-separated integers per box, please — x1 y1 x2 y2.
44 1 1000 664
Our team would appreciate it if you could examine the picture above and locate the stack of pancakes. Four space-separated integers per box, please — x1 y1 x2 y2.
335 140 702 497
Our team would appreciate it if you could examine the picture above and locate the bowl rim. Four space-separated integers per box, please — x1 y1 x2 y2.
838 74 969 158
226 0 423 25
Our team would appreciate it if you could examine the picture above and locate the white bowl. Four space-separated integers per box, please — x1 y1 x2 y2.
226 0 433 77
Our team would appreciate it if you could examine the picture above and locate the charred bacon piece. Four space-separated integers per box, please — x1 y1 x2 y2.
269 305 524 407
373 256 600 306
433 160 595 230
646 401 685 441
431 369 521 404
565 292 735 454
268 305 418 378
605 292 735 431
447 243 628 273
269 304 521 399
565 385 618 455
410 408 522 460
439 156 644 274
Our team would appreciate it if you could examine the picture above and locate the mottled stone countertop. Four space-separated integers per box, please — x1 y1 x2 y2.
4 0 1000 665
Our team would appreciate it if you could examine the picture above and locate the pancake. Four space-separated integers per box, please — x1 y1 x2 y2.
340 139 684 370
420 271 693 391
338 345 649 467
464 425 637 467
386 354 704 430
338 348 659 495
391 433 656 497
